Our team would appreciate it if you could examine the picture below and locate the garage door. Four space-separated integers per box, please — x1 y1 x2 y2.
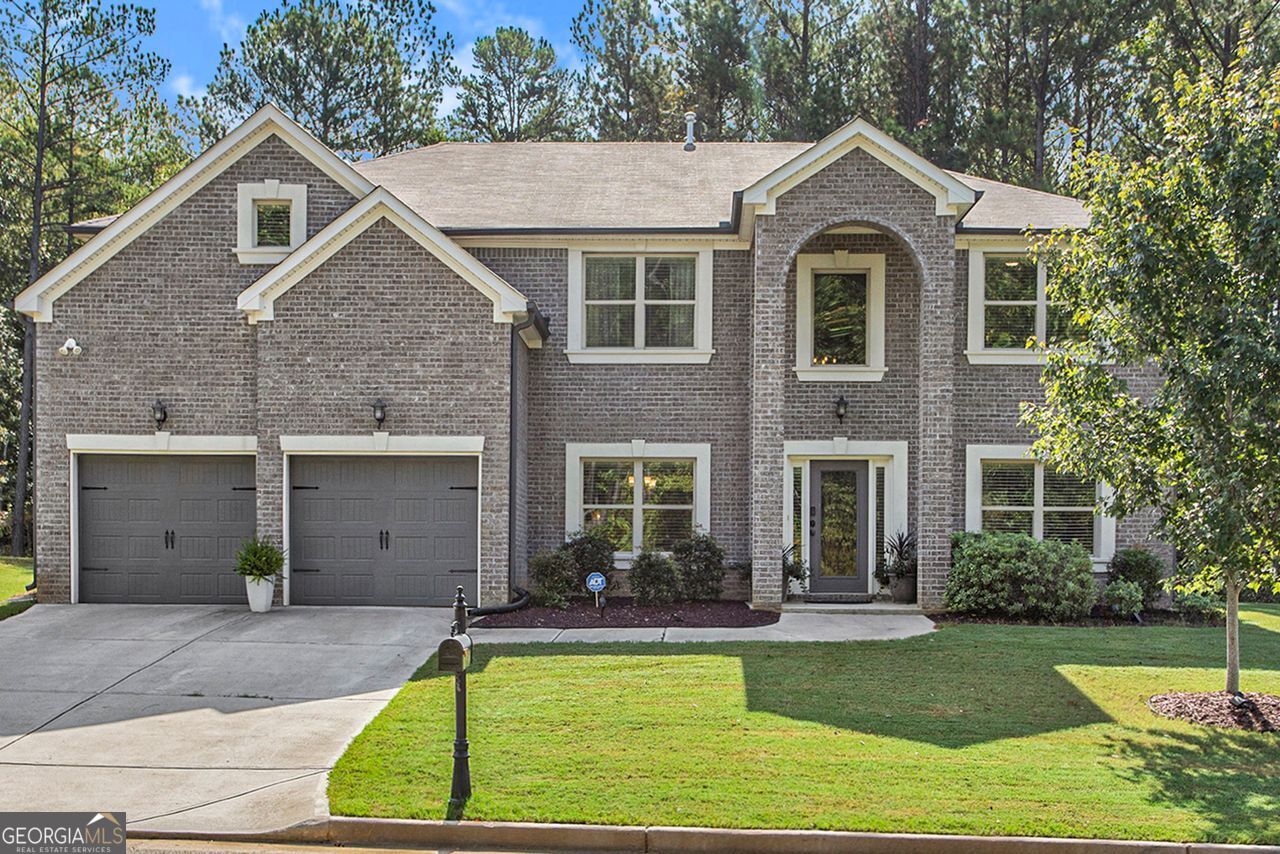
78 455 256 603
289 456 479 606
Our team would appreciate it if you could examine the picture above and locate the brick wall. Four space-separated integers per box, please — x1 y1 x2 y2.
34 135 357 603
752 149 957 607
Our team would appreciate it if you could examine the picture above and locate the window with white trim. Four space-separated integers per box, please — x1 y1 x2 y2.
236 180 307 264
565 442 712 558
966 245 1076 363
964 444 1115 564
795 252 886 382
566 249 714 363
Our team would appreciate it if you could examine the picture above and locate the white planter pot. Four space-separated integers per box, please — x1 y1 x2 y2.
245 576 275 613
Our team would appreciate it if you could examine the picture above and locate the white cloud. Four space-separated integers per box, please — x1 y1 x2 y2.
199 0 247 44
436 0 546 38
169 73 207 99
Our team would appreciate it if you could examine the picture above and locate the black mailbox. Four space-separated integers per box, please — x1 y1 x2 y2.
438 633 472 673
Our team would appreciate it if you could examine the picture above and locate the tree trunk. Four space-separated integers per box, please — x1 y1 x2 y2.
1225 580 1241 694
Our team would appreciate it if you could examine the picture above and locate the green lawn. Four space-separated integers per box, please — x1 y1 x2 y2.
0 556 33 600
329 605 1280 844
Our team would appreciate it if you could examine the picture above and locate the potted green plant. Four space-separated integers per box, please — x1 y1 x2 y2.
885 530 918 604
235 538 284 613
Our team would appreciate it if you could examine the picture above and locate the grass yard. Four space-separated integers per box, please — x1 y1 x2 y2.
0 557 33 600
329 605 1280 844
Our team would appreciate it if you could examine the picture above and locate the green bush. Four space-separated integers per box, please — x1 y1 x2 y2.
783 550 808 593
672 532 725 600
564 529 617 594
629 551 681 605
1108 547 1165 606
529 548 579 608
234 538 284 580
1173 590 1225 620
1103 579 1145 618
946 532 1097 622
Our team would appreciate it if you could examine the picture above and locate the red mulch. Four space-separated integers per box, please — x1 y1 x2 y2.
471 597 779 629
1148 691 1280 732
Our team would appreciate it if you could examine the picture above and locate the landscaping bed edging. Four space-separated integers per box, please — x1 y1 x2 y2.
129 816 1280 853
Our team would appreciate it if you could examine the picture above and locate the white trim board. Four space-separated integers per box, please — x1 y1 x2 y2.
278 433 485 454
739 118 976 240
964 443 1116 568
238 187 529 324
563 441 712 557
15 104 374 322
794 251 886 382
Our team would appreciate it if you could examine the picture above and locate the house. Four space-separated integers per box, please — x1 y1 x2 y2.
14 105 1162 609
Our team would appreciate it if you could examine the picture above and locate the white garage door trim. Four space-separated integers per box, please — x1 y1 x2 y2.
278 434 485 607
65 433 259 604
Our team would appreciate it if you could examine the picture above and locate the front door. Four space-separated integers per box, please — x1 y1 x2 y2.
808 461 870 594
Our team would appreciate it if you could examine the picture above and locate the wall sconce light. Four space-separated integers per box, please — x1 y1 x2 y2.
370 398 387 428
152 399 167 429
834 395 849 423
58 337 82 356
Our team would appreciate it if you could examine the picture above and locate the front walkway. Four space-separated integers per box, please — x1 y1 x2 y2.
470 611 935 643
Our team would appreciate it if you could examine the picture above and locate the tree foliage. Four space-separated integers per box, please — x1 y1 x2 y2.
1023 57 1280 690
572 0 677 140
183 0 453 158
450 27 576 141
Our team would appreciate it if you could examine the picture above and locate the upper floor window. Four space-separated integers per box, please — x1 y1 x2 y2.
964 444 1115 567
795 251 886 382
966 244 1076 364
236 180 307 264
566 249 713 363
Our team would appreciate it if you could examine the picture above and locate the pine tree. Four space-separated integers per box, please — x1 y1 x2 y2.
450 27 577 141
572 0 679 140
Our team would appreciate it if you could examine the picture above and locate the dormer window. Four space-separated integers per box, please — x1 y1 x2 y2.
236 180 307 264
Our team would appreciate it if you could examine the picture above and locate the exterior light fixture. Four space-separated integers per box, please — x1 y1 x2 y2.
58 337 82 356
152 399 167 429
835 395 849 423
371 398 387 428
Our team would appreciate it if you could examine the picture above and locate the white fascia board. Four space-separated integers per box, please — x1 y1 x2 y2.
66 433 258 453
279 433 485 454
453 235 751 251
740 118 977 224
239 188 528 324
15 104 374 322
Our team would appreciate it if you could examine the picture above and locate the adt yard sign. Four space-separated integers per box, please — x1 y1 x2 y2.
586 572 606 593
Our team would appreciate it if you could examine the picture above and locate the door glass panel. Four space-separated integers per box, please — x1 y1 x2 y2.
820 469 859 577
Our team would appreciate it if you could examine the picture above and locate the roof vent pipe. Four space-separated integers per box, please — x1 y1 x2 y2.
683 112 697 151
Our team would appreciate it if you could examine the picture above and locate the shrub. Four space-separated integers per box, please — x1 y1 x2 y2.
946 531 1097 622
783 550 808 593
1103 579 1145 619
235 538 284 580
885 530 918 580
563 528 617 594
1173 590 1225 620
629 550 681 605
672 532 725 600
528 548 579 608
1108 547 1165 607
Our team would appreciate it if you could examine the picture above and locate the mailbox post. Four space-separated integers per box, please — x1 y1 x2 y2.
438 587 472 807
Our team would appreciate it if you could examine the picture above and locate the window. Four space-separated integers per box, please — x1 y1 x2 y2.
255 201 293 247
567 249 713 363
966 245 1076 364
795 252 886 381
236 180 307 264
565 442 711 558
965 444 1115 564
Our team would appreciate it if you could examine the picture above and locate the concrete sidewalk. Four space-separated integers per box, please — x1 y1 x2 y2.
470 611 935 643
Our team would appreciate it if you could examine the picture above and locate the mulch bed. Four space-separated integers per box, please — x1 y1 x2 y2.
933 609 1224 628
471 597 780 629
1148 691 1280 732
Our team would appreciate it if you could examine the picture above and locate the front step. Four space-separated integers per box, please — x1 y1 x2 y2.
802 593 875 604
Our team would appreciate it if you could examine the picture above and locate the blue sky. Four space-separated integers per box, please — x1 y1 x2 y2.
151 0 582 112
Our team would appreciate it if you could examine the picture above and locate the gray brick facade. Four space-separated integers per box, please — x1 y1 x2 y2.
29 129 1165 609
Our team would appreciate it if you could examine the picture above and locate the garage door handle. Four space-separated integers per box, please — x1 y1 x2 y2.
293 567 320 573
449 485 478 491
81 566 109 572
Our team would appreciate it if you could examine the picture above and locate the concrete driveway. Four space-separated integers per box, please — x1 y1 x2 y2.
0 604 451 834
